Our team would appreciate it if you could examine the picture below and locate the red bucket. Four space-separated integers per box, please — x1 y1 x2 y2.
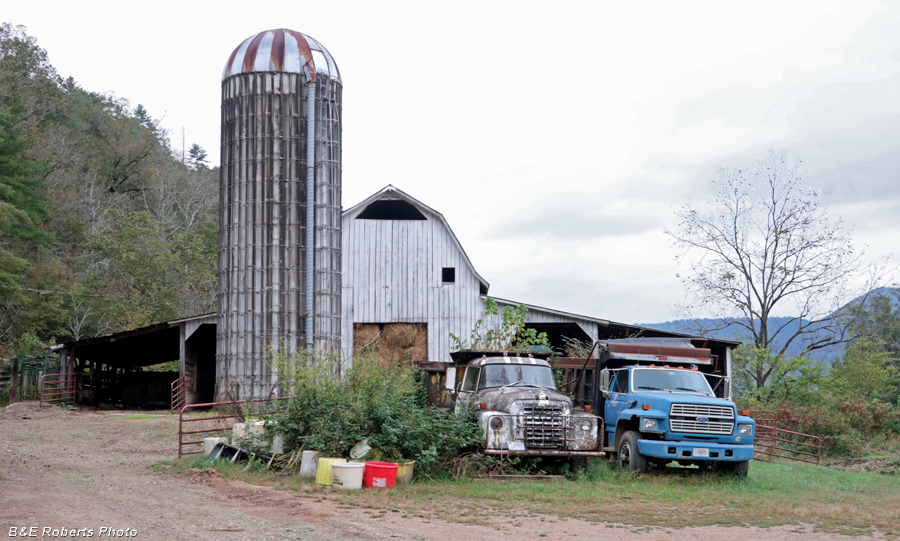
364 461 398 488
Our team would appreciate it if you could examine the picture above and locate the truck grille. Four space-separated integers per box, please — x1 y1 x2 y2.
521 403 565 449
670 403 734 436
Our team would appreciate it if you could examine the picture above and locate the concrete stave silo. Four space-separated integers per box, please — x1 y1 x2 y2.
217 29 342 400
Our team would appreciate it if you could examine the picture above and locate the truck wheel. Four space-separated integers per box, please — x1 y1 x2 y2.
616 431 647 473
719 460 749 477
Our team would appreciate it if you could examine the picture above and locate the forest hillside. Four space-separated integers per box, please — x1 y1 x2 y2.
0 23 218 356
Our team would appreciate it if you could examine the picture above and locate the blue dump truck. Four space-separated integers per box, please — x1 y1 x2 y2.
447 338 755 475
570 338 755 475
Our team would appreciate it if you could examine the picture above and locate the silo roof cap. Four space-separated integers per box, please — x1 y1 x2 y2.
223 28 340 83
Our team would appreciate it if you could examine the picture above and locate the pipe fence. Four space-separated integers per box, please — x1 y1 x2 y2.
177 397 289 458
170 376 185 412
39 372 76 406
748 410 823 465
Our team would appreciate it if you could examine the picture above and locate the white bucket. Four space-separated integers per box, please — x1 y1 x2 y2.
299 450 319 478
232 422 250 440
203 437 227 457
331 461 365 490
250 421 284 454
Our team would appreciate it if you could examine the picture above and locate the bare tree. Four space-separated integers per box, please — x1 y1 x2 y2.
666 149 889 358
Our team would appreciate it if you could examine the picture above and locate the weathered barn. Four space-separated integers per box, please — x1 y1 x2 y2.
54 185 734 406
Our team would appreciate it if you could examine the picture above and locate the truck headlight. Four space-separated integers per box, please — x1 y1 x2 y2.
490 417 503 430
580 420 592 431
642 418 658 431
738 424 752 436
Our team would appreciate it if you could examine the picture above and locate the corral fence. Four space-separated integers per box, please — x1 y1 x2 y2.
39 372 76 406
178 397 289 458
747 409 823 465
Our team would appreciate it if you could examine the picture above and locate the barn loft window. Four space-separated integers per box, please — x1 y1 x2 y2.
442 267 456 283
356 200 426 220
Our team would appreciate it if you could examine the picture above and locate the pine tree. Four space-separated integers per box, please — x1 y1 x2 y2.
0 106 51 289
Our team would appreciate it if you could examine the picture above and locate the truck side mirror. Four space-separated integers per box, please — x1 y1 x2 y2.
723 377 732 400
599 369 611 395
445 365 457 394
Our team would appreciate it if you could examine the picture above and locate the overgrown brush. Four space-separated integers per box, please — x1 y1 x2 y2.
268 347 481 476
766 397 900 457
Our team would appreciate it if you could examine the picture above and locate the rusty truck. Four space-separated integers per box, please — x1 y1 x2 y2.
445 349 605 462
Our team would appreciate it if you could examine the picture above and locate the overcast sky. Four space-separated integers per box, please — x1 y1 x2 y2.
5 0 899 324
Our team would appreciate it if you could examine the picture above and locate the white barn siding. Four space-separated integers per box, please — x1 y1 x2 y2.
341 187 488 362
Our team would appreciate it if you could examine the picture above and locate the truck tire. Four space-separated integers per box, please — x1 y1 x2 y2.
719 460 749 477
616 430 647 473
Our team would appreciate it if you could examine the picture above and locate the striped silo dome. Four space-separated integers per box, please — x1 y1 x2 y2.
222 28 341 82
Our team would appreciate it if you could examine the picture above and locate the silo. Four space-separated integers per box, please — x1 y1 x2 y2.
218 28 342 400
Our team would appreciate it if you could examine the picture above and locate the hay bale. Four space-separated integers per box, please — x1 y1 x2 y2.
353 324 381 349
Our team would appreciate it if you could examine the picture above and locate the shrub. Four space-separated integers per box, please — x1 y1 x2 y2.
269 347 480 475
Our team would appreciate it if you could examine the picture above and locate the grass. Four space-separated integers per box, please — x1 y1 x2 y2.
173 457 900 535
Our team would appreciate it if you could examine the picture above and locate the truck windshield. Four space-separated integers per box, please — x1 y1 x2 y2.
632 369 714 396
480 364 556 390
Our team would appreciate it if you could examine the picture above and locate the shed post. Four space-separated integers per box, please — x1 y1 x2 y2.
9 357 18 404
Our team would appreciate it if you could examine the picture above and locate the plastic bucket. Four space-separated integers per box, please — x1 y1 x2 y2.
364 461 398 488
331 461 365 490
395 461 415 485
299 450 319 478
315 457 346 485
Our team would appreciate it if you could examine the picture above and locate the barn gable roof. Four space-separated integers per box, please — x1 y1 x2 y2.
344 185 490 293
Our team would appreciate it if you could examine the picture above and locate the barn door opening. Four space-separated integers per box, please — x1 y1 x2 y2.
185 324 217 405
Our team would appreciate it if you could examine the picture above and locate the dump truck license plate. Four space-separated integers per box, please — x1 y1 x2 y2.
692 448 709 457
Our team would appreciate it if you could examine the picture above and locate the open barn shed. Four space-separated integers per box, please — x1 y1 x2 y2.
55 314 216 407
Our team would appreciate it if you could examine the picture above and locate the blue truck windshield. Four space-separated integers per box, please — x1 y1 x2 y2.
480 364 556 390
632 368 714 396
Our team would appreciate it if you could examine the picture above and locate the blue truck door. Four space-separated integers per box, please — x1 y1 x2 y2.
605 369 630 446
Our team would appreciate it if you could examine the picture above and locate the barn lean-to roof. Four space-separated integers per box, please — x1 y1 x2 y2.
344 185 490 293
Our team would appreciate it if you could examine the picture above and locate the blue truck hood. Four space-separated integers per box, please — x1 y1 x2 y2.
633 391 735 410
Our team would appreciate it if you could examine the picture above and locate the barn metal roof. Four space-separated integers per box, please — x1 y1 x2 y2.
222 28 340 82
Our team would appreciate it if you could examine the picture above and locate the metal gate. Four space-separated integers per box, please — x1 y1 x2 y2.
40 372 76 406
748 410 823 465
171 376 186 412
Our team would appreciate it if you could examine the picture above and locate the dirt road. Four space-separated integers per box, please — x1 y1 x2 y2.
0 403 887 540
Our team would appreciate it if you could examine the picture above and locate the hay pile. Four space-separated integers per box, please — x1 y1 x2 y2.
353 323 427 367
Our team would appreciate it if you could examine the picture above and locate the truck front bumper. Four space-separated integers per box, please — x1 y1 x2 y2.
637 439 754 462
483 449 606 457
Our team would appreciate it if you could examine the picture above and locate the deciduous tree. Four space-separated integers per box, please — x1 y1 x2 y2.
667 149 887 361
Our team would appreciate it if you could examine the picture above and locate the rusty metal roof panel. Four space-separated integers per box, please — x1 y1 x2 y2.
223 28 340 83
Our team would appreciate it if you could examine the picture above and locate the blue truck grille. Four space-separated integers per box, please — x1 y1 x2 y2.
669 403 734 436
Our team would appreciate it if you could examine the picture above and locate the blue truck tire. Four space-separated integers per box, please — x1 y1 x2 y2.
617 430 647 473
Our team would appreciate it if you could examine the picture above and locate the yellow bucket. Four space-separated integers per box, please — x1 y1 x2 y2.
395 461 415 485
315 457 347 485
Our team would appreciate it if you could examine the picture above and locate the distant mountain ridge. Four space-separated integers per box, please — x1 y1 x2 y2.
637 288 899 363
